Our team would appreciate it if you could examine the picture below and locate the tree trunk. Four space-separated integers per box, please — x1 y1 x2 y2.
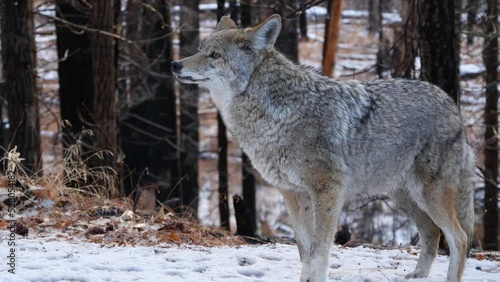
229 0 239 23
299 0 308 39
55 0 94 149
376 0 387 78
235 2 257 231
120 0 179 202
466 0 479 46
216 1 230 230
417 0 460 105
322 0 343 77
217 114 230 229
0 0 42 174
482 0 499 251
241 0 252 27
261 0 299 63
367 0 380 34
217 0 225 18
179 0 200 213
90 0 119 196
393 0 418 79
242 153 256 232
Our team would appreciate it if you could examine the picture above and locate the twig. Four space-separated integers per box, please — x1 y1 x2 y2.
284 0 327 19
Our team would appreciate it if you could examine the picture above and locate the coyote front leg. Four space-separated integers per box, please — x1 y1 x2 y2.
282 185 344 282
281 190 314 278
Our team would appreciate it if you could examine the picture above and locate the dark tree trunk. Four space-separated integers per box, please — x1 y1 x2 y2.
393 0 418 79
376 0 386 78
113 0 123 195
276 2 299 63
417 0 460 105
217 0 225 18
55 1 94 149
232 2 257 231
367 0 380 34
179 0 200 213
466 0 479 46
242 153 256 231
217 114 230 229
233 195 256 238
482 0 499 251
299 1 308 40
0 0 42 174
322 0 343 77
261 0 299 63
229 0 239 23
120 0 179 202
90 0 119 195
240 0 252 27
217 0 231 230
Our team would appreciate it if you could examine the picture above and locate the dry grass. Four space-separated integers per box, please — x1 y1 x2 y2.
0 137 244 248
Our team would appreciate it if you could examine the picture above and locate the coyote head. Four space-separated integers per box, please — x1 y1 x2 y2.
171 14 282 97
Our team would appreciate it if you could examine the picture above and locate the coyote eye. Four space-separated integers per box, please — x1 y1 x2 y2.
210 52 221 59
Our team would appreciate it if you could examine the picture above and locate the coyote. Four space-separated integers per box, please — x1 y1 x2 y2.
172 14 475 282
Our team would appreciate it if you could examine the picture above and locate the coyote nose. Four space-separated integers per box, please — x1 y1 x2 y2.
171 61 183 72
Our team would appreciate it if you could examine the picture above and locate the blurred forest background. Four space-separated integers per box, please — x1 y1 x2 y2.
0 0 498 251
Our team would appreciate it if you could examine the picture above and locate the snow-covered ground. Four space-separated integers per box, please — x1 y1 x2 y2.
1 232 499 282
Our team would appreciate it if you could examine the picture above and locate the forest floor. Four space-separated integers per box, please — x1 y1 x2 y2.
0 188 499 281
1 222 499 281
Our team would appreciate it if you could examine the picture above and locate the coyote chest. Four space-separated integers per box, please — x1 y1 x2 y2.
230 117 298 189
226 95 334 191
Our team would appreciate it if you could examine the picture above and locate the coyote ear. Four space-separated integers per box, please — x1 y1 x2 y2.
217 16 237 31
250 14 281 52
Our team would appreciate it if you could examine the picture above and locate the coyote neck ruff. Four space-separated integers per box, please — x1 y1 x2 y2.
172 14 475 282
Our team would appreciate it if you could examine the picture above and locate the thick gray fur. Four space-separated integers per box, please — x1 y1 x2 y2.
172 14 475 282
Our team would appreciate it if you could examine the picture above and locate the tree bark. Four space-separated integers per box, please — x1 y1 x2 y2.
417 0 460 105
376 0 387 78
217 0 225 18
482 0 499 251
216 1 230 230
229 0 239 22
55 0 94 149
242 153 256 231
120 0 179 202
179 0 200 213
260 0 299 63
466 0 479 46
235 1 257 231
299 0 308 39
367 0 380 34
322 0 343 77
0 0 42 174
90 0 119 195
393 0 418 79
240 0 252 27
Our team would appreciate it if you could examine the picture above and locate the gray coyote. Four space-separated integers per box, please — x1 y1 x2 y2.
172 14 475 282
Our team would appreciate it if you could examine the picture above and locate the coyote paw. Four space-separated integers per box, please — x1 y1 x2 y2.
405 270 428 279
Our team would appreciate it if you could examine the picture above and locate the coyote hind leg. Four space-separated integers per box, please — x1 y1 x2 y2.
393 189 440 279
411 186 468 282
